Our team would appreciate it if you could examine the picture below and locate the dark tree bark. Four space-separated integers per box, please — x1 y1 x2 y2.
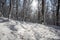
1 0 6 17
38 0 42 23
56 0 60 26
23 0 27 21
16 0 18 20
8 0 11 19
42 0 44 24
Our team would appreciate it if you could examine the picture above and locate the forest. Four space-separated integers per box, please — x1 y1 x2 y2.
0 0 60 26
0 0 60 40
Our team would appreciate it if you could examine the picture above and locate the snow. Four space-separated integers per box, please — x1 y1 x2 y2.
0 17 60 40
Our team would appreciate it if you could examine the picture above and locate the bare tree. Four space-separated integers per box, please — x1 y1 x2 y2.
16 0 18 20
56 0 60 26
38 0 43 23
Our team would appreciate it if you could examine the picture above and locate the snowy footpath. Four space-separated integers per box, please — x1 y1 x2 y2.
0 17 60 40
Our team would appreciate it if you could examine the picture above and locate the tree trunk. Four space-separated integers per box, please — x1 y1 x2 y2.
16 0 18 20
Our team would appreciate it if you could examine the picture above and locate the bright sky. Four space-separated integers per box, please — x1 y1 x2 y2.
46 0 52 11
6 0 10 6
31 0 38 14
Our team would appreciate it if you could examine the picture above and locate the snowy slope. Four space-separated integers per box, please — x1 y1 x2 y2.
0 17 60 40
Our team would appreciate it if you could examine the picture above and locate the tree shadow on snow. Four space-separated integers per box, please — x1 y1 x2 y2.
45 25 60 37
46 25 60 30
8 25 17 31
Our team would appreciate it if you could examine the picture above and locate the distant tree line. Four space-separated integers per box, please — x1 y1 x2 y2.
0 0 60 26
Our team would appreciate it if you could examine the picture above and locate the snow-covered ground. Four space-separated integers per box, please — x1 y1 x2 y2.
0 17 60 40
